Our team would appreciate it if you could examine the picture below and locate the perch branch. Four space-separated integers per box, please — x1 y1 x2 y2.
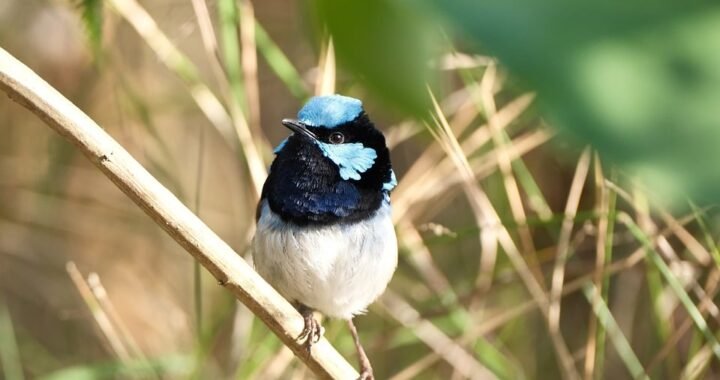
0 47 357 379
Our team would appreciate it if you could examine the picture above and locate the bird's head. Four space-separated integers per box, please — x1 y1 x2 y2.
263 95 396 225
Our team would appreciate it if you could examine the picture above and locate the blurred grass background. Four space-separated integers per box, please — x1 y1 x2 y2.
2 0 720 379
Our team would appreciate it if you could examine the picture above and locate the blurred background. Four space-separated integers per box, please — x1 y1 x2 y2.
2 0 720 379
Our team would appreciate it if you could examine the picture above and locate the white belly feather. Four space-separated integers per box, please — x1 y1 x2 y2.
253 201 398 319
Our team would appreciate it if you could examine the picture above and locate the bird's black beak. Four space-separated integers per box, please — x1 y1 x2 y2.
282 119 317 140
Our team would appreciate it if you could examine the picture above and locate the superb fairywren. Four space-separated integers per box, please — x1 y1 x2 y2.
253 95 398 379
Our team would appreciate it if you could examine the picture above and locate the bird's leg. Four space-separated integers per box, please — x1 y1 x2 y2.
347 318 374 380
296 304 323 353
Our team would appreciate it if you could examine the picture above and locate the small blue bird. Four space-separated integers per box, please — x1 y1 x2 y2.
253 95 398 379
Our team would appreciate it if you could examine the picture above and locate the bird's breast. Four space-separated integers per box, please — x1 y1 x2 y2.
252 200 398 319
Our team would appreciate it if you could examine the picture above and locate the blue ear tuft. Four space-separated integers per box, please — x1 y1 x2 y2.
383 170 397 191
316 142 377 181
298 95 363 128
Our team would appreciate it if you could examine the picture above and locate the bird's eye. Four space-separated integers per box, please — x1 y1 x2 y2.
328 132 345 144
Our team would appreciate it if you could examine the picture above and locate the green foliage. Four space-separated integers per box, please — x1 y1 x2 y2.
314 0 436 115
437 0 720 203
473 339 525 380
255 23 310 100
0 302 25 380
76 0 103 61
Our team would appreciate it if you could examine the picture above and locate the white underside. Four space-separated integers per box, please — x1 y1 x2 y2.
252 201 398 319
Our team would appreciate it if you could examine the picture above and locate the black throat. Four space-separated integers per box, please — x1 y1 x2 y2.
260 115 393 226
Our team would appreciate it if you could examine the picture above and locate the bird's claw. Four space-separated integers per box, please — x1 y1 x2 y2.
297 311 323 353
357 369 374 380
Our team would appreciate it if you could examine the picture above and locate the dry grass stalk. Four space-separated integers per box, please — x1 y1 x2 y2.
646 268 720 372
189 0 228 96
548 148 591 332
66 262 133 364
86 272 151 367
396 220 456 299
480 64 538 273
584 153 608 380
239 0 263 139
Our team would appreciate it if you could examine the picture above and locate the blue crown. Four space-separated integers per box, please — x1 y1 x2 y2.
298 95 363 128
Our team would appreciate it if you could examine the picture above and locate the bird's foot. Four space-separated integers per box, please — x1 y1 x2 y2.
357 365 374 380
347 319 374 380
296 305 323 353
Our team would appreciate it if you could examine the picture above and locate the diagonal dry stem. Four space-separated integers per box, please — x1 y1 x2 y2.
66 262 133 364
393 93 535 220
407 129 552 220
658 209 711 265
396 220 456 301
189 0 231 102
86 273 152 368
646 267 720 373
0 47 357 379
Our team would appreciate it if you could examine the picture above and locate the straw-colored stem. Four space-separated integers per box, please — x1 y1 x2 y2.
548 148 591 332
66 262 133 364
0 47 357 380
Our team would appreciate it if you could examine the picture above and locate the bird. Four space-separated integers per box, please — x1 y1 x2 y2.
253 94 398 380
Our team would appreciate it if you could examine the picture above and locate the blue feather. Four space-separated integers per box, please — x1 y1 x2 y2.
276 179 361 219
316 142 377 180
298 95 363 128
383 169 397 191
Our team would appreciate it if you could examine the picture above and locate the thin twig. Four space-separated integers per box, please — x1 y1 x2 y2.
0 47 357 379
66 262 132 364
86 272 158 379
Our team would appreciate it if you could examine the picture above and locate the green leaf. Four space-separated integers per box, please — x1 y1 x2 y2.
0 302 24 380
76 0 103 60
314 0 436 115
